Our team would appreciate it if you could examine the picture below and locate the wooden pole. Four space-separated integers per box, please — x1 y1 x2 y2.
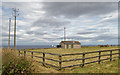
8 18 11 49
119 49 120 60
98 51 101 64
31 52 33 58
12 8 19 50
59 55 62 70
110 51 112 61
43 53 45 66
19 50 20 56
82 53 85 67
14 15 16 50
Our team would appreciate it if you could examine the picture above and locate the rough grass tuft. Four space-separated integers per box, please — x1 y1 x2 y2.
2 49 36 74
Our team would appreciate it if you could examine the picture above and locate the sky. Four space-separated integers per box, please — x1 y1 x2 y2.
1 2 119 46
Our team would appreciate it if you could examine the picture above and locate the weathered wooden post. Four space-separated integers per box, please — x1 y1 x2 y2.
19 50 20 56
110 50 112 61
119 49 120 75
31 52 33 58
43 53 45 66
82 53 85 67
59 55 62 70
98 51 101 64
119 49 120 59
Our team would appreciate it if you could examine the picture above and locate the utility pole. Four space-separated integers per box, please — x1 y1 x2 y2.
64 27 66 41
8 18 11 49
12 8 19 50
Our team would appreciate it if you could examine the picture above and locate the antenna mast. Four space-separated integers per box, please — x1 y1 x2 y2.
64 27 66 41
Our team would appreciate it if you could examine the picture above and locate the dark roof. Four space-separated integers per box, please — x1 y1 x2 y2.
60 41 81 44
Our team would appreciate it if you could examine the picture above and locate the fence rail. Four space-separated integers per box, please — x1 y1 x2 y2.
17 49 120 70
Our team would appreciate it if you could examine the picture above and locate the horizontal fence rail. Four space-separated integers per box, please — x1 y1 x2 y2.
16 49 120 70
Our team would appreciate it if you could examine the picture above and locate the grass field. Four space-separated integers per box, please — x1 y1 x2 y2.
0 48 2 74
33 59 119 73
19 46 119 73
2 46 119 73
27 46 119 54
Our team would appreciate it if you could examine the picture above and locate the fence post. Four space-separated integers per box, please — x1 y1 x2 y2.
119 49 120 59
31 52 33 58
82 53 85 67
43 53 45 66
59 55 62 70
19 50 20 56
119 49 120 75
98 51 101 64
24 51 26 57
110 50 112 61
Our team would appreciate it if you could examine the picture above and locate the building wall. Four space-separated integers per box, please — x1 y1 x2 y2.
65 44 67 49
69 44 71 48
60 43 81 49
60 43 66 48
74 44 81 48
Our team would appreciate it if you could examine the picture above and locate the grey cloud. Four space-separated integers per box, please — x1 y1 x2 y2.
2 2 118 45
2 34 21 37
32 16 70 27
93 34 117 40
43 37 62 41
42 2 117 18
66 36 93 40
66 34 117 42
77 32 94 35
26 31 48 35
43 33 117 42
77 28 110 35
2 34 14 37
43 36 93 41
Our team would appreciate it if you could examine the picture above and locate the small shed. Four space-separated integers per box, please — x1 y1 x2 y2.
60 41 81 49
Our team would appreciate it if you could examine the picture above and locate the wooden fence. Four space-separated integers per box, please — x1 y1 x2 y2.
17 49 120 70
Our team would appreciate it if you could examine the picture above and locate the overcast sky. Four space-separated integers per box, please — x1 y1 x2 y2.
1 2 118 46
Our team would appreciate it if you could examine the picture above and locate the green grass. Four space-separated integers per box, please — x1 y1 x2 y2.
27 46 119 54
23 46 119 67
0 48 2 74
18 46 119 73
33 59 119 73
61 59 119 73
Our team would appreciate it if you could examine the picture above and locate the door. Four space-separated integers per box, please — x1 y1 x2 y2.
71 44 74 48
67 44 69 48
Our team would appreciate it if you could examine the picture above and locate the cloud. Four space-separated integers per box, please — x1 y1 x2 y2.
77 28 110 35
1 2 118 45
26 31 47 35
42 2 118 18
32 16 70 28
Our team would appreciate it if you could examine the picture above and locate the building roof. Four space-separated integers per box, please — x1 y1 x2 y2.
60 41 81 45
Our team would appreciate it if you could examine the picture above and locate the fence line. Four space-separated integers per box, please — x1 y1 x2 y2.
17 49 120 70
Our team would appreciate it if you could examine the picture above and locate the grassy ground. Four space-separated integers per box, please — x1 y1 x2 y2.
0 48 2 74
2 46 118 73
27 46 119 54
33 59 119 73
22 46 119 67
19 46 119 73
